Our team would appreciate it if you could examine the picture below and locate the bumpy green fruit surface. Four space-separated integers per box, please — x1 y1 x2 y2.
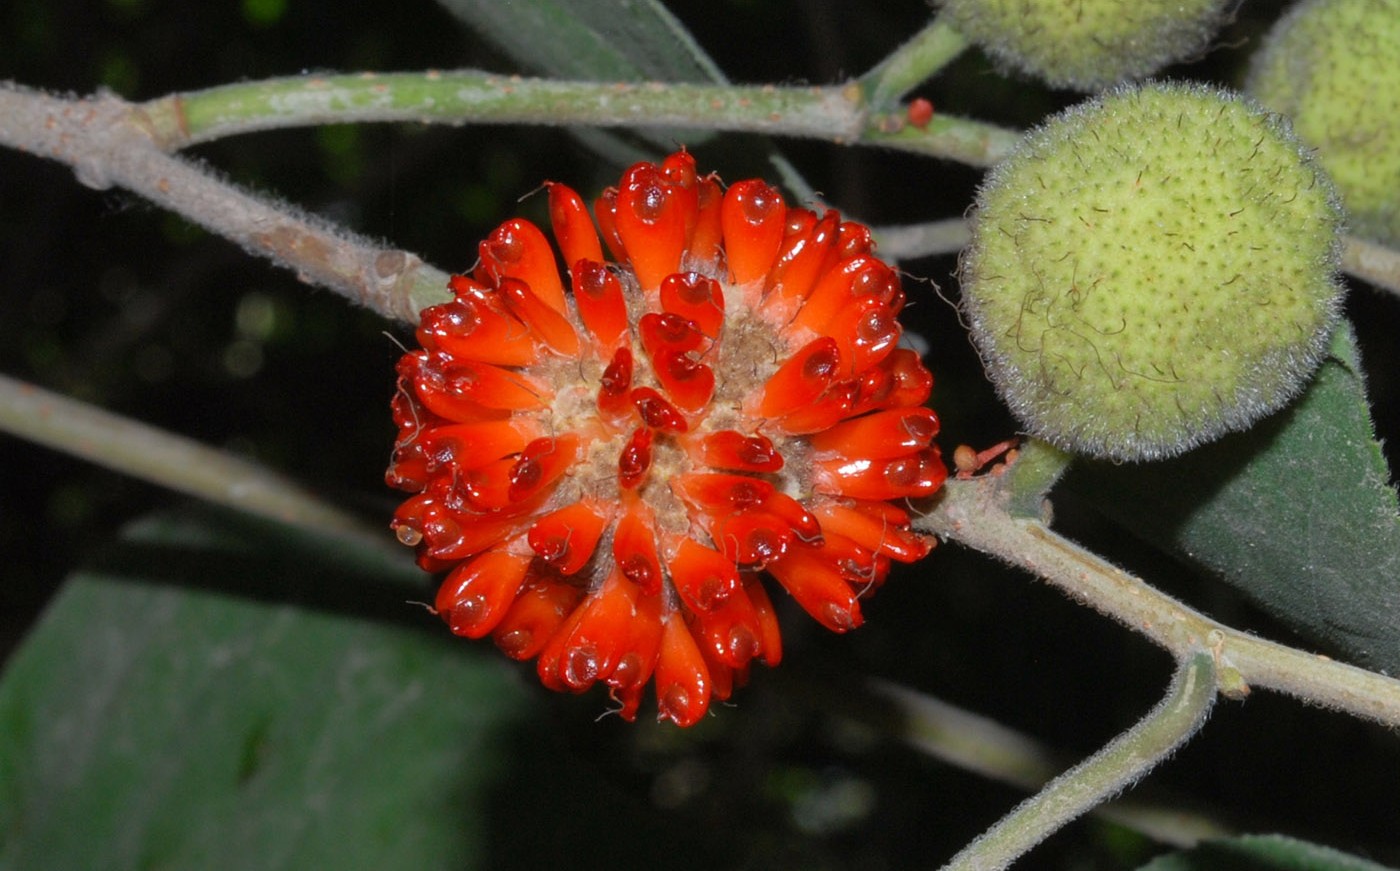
961 83 1344 461
1247 0 1400 245
939 0 1232 91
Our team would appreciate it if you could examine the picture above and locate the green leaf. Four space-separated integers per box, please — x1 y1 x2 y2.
1138 834 1398 870
436 0 726 83
1063 325 1400 674
0 509 530 871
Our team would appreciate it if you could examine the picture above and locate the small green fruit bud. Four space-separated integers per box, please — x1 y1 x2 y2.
1247 0 1400 245
937 0 1233 91
961 83 1344 462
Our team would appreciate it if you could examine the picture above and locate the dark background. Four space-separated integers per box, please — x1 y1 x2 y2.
2 1 1399 868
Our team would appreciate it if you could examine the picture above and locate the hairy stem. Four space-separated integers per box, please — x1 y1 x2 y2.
858 14 970 107
0 76 1023 329
872 217 972 260
141 74 865 148
859 111 1021 167
0 373 384 547
996 438 1074 519
128 72 1021 168
1343 234 1400 297
0 84 450 321
941 653 1218 871
918 475 1400 727
864 678 1232 848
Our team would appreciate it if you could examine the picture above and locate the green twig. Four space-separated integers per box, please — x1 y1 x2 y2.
1342 234 1400 297
918 473 1400 726
128 72 1022 167
0 77 1021 327
860 111 1022 167
858 15 970 107
865 678 1232 849
0 373 387 549
871 217 972 260
0 75 1020 325
941 653 1218 871
998 438 1074 519
138 73 867 149
0 84 451 322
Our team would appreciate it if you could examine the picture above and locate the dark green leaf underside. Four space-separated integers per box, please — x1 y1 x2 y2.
0 509 529 871
1065 325 1400 674
435 0 725 83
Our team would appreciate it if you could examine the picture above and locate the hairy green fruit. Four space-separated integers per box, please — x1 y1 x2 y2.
961 83 1344 462
938 0 1233 91
1247 0 1400 245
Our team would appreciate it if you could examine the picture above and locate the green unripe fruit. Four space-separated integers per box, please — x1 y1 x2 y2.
961 83 1344 462
938 0 1233 91
1247 0 1400 245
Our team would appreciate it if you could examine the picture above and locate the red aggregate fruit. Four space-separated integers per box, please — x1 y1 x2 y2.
388 150 945 725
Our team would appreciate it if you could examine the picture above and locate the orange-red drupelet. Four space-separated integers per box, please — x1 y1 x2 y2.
387 151 945 726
